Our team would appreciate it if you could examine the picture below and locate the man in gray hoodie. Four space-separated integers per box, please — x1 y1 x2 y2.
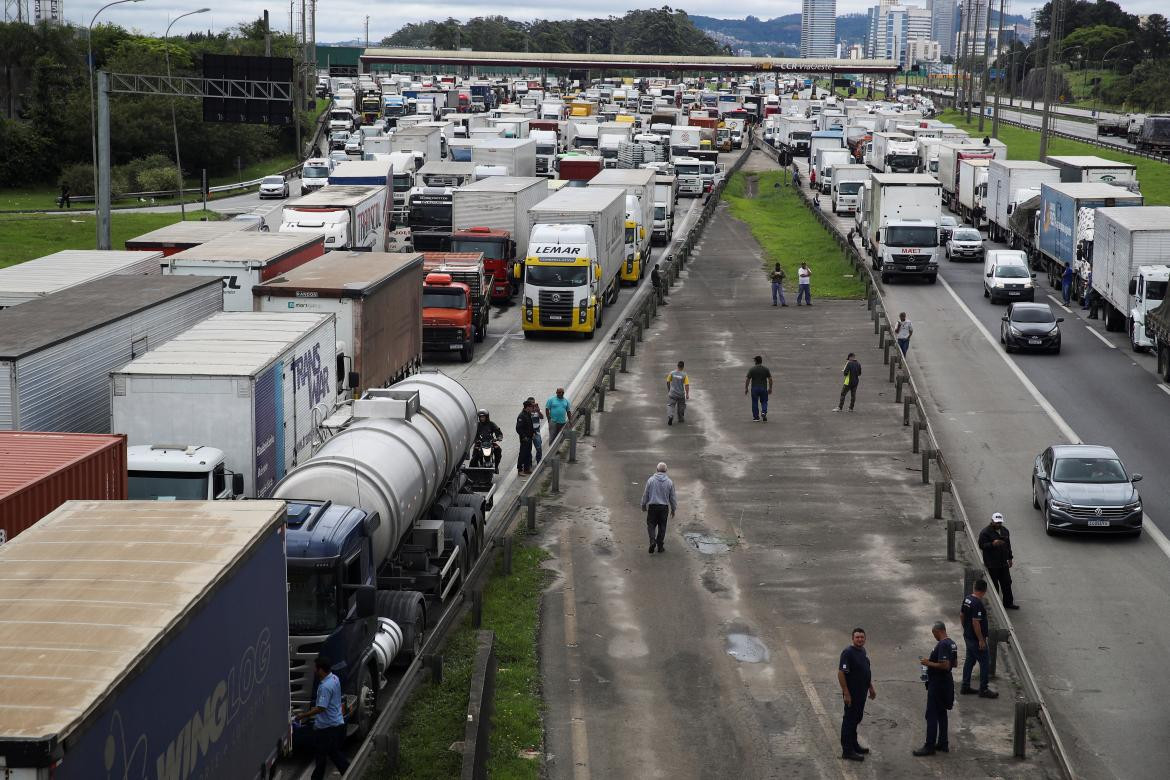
640 462 678 555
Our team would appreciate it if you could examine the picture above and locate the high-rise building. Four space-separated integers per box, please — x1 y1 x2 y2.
930 0 959 57
801 0 838 59
957 0 991 58
866 3 934 63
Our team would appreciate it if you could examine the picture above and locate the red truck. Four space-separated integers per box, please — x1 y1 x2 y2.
422 253 490 362
450 177 549 302
557 154 604 185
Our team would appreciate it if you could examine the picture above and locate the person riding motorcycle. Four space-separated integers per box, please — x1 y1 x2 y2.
475 410 503 469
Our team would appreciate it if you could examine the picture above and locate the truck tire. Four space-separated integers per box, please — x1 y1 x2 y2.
474 323 485 344
461 341 475 363
443 520 471 586
443 505 482 561
379 590 426 666
353 665 378 740
1159 345 1170 380
1105 307 1125 333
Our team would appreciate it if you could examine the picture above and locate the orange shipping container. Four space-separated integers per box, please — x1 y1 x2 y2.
0 432 127 543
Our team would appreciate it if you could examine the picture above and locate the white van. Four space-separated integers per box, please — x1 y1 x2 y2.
983 249 1035 303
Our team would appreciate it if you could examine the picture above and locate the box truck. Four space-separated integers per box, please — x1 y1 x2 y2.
589 168 655 283
391 125 443 163
524 187 625 338
254 251 423 395
279 185 388 253
985 160 1062 243
830 163 869 215
558 154 604 185
164 232 326 311
1090 207 1170 345
1044 155 1138 186
815 148 852 194
859 173 943 283
450 176 549 301
867 132 920 174
1036 182 1144 294
938 141 997 211
0 249 161 308
0 432 126 544
111 312 337 497
957 158 991 226
125 221 257 256
0 276 220 433
470 137 537 177
0 500 290 780
653 173 677 244
809 130 844 171
421 253 489 361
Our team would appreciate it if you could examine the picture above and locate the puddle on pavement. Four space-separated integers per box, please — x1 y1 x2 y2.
685 532 731 554
726 633 770 663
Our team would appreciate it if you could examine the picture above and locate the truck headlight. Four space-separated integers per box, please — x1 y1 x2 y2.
579 299 588 323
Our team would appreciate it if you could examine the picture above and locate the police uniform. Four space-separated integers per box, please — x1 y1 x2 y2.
925 637 958 750
838 644 871 755
960 593 990 692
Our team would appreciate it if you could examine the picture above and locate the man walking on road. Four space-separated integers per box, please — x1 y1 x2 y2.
296 655 350 780
640 462 677 554
666 361 690 425
979 512 1019 609
834 353 862 412
515 401 537 476
914 622 958 757
546 388 572 442
770 262 788 306
651 263 666 303
744 355 773 422
837 627 876 762
960 580 999 698
796 261 812 305
894 312 914 355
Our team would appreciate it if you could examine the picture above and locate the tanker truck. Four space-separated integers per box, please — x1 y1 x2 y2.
273 371 491 741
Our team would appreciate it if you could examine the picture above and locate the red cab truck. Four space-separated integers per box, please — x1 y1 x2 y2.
450 176 549 302
557 154 604 186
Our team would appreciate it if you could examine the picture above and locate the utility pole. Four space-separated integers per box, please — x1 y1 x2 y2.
364 15 369 49
958 0 973 119
991 0 1007 136
1038 0 1065 158
978 0 994 132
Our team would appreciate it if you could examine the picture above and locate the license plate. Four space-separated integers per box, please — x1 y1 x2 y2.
450 345 462 350
547 315 563 321
1009 291 1021 296
904 265 917 271
1028 338 1041 344
1087 519 1110 527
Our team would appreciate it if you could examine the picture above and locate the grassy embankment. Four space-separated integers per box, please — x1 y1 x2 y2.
373 542 548 780
941 110 1170 206
0 210 220 268
723 170 866 299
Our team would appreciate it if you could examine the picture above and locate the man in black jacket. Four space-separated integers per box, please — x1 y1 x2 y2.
515 404 537 476
834 353 862 412
978 512 1018 609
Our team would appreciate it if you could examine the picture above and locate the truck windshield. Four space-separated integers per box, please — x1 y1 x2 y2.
303 166 330 178
451 238 503 255
527 265 588 286
536 144 556 155
625 226 636 243
575 138 598 149
287 565 340 633
791 132 811 141
409 203 451 227
676 164 700 175
995 265 1030 278
1147 281 1167 300
838 181 862 195
392 173 413 191
423 288 468 308
330 111 351 122
886 226 938 247
654 205 666 220
128 471 208 500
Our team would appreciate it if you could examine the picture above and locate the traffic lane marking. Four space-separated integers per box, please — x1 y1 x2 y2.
1046 293 1073 314
475 325 519 366
1159 383 1170 397
1084 325 1116 349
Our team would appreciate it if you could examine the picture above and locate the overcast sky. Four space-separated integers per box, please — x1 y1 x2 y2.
64 1 1160 43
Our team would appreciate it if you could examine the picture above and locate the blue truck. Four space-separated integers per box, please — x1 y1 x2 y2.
276 371 491 743
0 500 291 779
1036 182 1143 291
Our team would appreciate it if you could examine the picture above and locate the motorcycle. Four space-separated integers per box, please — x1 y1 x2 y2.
469 434 500 474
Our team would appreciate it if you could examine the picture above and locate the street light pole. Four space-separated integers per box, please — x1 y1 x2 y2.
88 0 145 249
1093 40 1134 127
165 7 210 221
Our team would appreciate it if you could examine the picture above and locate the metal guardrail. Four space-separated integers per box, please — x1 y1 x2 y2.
341 143 755 778
755 139 1077 780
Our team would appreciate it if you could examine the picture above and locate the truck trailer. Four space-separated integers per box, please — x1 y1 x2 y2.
0 500 291 780
125 220 258 256
253 251 423 395
1091 207 1170 345
985 160 1061 243
450 176 549 301
1043 155 1138 187
0 275 221 433
588 168 655 283
111 312 337 498
280 185 388 253
0 249 161 308
1035 182 1144 292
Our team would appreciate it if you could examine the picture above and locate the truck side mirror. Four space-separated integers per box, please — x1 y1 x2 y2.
348 371 360 390
1129 279 1137 295
231 473 244 497
354 585 376 618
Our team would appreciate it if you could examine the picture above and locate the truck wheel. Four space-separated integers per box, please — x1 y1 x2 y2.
443 520 471 585
379 591 426 666
927 275 938 284
443 506 482 561
353 665 378 739
461 342 475 362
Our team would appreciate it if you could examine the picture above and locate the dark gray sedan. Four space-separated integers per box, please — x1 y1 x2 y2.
1032 445 1143 536
1001 302 1060 353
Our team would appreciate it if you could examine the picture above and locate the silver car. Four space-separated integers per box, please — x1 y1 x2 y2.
946 227 985 262
1032 445 1143 536
258 175 289 199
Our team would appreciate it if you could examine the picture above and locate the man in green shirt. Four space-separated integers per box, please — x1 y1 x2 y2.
744 355 773 422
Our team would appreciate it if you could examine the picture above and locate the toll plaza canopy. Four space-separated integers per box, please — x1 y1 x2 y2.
359 48 901 75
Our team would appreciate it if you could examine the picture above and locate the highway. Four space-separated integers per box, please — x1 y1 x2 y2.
795 153 1170 778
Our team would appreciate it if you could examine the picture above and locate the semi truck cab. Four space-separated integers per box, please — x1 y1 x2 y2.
620 194 646 284
523 224 602 337
126 444 244 500
450 226 517 301
407 187 454 251
878 219 941 282
423 273 476 362
1131 266 1169 350
674 157 703 197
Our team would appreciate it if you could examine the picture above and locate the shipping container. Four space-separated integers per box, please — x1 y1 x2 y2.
0 276 222 433
0 250 162 308
253 252 423 394
163 232 326 311
112 312 337 497
124 220 258 256
0 432 126 543
0 500 290 779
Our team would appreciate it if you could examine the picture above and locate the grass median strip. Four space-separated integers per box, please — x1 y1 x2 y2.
941 110 1170 206
723 170 865 299
0 210 222 267
375 540 549 780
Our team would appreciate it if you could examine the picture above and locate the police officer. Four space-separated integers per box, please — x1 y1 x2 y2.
959 580 998 698
914 621 958 757
978 512 1018 609
836 627 876 761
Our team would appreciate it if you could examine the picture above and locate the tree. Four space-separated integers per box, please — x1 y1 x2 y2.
1139 14 1170 61
1060 24 1128 62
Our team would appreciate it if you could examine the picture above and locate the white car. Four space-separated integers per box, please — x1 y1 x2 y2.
258 175 289 199
345 133 363 155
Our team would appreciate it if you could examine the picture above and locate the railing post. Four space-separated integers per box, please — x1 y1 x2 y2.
503 535 513 574
922 448 931 483
889 353 898 383
568 429 579 462
903 392 913 425
619 352 629 373
989 627 1010 676
583 409 592 436
946 519 959 561
551 456 561 493
934 480 947 519
912 420 921 453
628 332 637 356
597 384 606 412
607 366 617 391
883 340 892 365
1013 701 1028 758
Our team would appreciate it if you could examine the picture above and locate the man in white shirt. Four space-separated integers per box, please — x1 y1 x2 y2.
796 262 812 306
894 312 914 355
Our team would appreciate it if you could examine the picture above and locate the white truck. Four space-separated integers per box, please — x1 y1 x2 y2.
725 117 747 148
669 126 702 159
0 249 161 308
589 168 655 283
815 148 852 194
280 185 388 252
598 122 635 168
917 137 944 176
830 164 869 216
957 158 991 227
532 129 559 177
653 173 677 245
859 173 943 284
1091 206 1170 348
112 311 338 498
471 137 537 177
391 126 443 164
985 160 1061 243
938 141 998 212
450 176 550 301
778 115 817 157
867 132 919 173
1044 155 1138 186
673 156 704 198
523 187 625 338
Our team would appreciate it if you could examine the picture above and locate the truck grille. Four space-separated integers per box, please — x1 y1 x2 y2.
891 254 926 265
536 158 549 173
425 326 464 345
539 290 575 326
1003 283 1026 290
289 635 326 706
1065 505 1131 520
